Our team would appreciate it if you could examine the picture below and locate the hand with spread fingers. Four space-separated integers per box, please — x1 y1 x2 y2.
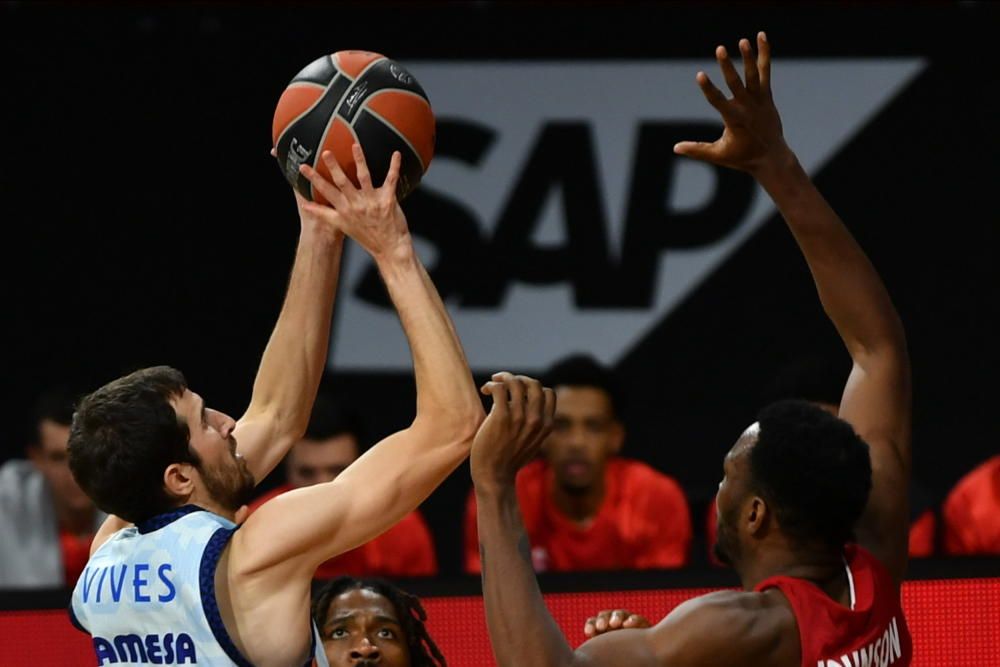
471 372 556 492
584 609 652 638
298 144 411 263
674 32 792 177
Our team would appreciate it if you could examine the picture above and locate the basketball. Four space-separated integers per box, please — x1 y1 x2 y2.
272 51 435 203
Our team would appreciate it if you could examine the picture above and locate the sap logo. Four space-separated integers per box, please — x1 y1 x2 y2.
355 118 753 309
329 60 925 371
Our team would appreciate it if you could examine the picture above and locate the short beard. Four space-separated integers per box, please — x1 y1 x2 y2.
714 512 740 568
200 459 255 512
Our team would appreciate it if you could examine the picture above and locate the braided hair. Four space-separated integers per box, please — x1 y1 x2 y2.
313 576 447 667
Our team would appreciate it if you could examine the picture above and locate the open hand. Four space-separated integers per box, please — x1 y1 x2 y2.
583 609 651 638
470 373 556 492
298 144 411 263
674 32 792 176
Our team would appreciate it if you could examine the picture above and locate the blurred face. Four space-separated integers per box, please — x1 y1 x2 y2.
714 424 759 568
30 419 93 514
321 588 411 667
173 390 255 512
286 434 359 488
544 386 623 495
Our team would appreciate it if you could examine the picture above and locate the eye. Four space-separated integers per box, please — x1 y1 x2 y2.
329 628 348 639
377 628 396 639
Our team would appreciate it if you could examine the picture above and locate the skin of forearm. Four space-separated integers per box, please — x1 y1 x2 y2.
754 152 905 359
476 486 577 667
246 222 343 436
376 244 482 434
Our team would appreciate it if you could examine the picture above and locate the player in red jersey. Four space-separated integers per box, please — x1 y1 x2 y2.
469 33 913 667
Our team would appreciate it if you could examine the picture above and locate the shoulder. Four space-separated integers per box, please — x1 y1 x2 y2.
0 458 39 489
668 588 794 624
578 590 796 666
0 459 44 510
614 459 688 503
247 484 292 514
661 589 796 662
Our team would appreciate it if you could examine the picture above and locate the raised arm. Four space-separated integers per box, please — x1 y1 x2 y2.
470 374 795 667
675 33 911 581
234 145 483 577
89 175 344 554
233 188 344 483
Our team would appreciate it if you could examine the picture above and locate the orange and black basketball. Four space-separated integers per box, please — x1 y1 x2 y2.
272 51 435 204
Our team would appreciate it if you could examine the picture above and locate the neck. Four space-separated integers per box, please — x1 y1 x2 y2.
738 541 845 592
184 492 238 523
550 476 606 524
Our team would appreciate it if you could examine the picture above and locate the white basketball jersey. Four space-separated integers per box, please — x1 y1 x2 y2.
70 505 329 666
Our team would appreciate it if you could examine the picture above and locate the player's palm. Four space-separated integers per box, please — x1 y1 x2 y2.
675 33 791 176
300 143 412 262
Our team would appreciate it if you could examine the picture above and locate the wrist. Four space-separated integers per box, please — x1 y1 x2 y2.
750 143 802 188
474 476 518 502
373 237 419 280
300 216 345 247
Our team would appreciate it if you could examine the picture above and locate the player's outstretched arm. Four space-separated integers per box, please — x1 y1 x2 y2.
89 160 346 554
232 177 345 484
234 145 484 577
471 374 791 667
676 33 912 582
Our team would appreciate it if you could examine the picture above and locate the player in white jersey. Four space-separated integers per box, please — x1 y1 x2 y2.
68 146 484 666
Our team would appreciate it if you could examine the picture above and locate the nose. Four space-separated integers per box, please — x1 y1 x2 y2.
218 413 237 439
350 637 380 662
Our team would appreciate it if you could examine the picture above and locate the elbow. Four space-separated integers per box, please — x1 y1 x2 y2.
448 403 487 451
414 402 485 453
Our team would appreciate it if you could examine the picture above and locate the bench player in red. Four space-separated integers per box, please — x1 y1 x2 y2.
470 33 913 667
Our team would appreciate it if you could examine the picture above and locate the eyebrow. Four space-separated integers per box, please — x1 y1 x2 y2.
329 613 401 626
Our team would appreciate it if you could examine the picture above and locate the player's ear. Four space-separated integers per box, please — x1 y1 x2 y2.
747 496 768 536
163 462 196 500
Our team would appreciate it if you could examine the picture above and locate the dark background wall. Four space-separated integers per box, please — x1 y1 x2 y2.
3 1 997 575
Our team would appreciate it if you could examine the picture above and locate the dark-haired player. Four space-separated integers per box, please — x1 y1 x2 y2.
67 146 483 666
313 576 446 667
470 34 913 667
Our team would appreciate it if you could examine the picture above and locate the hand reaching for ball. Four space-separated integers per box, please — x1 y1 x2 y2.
299 144 412 263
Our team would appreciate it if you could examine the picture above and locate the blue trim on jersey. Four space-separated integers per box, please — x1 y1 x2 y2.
305 627 317 667
137 504 204 534
199 526 255 667
67 602 87 634
197 525 320 667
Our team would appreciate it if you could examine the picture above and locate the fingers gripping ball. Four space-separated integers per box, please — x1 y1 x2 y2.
272 51 435 203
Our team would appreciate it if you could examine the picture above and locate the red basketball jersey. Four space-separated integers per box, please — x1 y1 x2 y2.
754 544 912 667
